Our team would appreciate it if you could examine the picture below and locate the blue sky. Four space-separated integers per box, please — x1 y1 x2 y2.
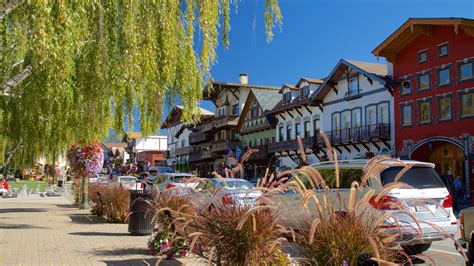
120 0 473 139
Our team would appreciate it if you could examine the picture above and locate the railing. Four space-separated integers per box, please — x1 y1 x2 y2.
268 137 316 153
326 123 390 144
188 150 202 162
211 140 240 153
189 131 207 144
202 115 239 132
202 149 212 158
175 146 192 156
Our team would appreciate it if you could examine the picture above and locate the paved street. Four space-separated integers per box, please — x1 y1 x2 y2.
0 195 205 266
0 195 468 265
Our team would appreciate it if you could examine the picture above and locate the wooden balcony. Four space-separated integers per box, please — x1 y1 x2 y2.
189 131 207 144
188 150 201 162
202 115 239 132
268 137 317 154
175 146 192 156
202 149 212 159
211 140 240 153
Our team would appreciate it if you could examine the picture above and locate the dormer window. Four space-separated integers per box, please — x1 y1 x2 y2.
283 92 291 103
250 98 259 118
302 86 310 97
348 77 359 96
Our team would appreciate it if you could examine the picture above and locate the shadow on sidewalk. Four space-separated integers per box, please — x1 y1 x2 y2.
69 214 107 224
0 223 50 230
56 204 76 209
95 247 149 256
102 258 185 266
69 231 130 237
0 208 47 213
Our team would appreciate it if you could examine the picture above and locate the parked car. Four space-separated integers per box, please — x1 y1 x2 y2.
275 159 457 255
193 178 263 207
114 176 142 190
457 207 474 265
152 173 199 191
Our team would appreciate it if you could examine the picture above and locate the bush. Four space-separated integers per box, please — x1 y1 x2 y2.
186 202 288 265
88 183 105 216
88 183 130 223
147 189 195 259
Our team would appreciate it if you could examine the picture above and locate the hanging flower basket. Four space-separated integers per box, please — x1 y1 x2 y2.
67 142 104 178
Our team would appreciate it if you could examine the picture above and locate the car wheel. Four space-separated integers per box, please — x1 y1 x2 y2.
402 243 432 255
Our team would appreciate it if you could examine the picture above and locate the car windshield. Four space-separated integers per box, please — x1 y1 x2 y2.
158 167 172 173
149 170 158 175
380 166 445 189
294 167 364 189
217 180 254 190
120 177 136 182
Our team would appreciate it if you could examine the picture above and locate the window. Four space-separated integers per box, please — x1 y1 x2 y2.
232 104 239 115
295 123 302 137
460 62 473 81
286 125 293 140
313 119 320 136
341 111 351 129
332 113 340 131
377 102 389 124
417 72 431 91
438 95 452 121
366 105 377 125
400 77 412 95
302 86 310 97
279 127 284 141
304 121 311 138
250 99 259 118
436 67 451 87
438 43 448 57
460 91 474 118
401 103 413 126
348 77 359 96
181 139 186 147
256 139 261 146
351 109 361 127
418 99 432 124
283 92 291 103
418 50 428 64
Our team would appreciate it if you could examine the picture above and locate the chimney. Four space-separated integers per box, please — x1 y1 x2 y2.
239 73 248 85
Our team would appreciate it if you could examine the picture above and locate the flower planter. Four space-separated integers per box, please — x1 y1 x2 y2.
128 190 155 236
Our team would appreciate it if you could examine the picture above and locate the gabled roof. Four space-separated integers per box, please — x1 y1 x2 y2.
372 17 474 63
278 84 298 93
296 77 324 88
236 88 280 132
310 59 391 104
161 105 214 129
204 80 279 101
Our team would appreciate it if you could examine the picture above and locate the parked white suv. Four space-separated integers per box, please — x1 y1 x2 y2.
275 159 457 254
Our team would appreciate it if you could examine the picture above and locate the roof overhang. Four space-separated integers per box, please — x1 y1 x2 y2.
372 18 474 63
309 59 389 104
296 77 324 88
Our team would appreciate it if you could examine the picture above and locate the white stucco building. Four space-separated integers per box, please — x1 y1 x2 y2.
309 59 395 160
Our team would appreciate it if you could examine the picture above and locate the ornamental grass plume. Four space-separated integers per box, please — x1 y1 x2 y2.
87 183 129 223
186 199 289 265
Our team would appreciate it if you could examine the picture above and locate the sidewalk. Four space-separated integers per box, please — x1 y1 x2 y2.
0 195 205 265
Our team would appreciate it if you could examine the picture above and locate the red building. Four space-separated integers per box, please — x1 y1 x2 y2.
373 18 474 202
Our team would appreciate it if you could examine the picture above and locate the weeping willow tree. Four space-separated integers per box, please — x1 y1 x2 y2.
0 0 282 167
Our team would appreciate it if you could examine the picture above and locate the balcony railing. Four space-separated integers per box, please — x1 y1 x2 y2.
175 146 192 156
188 150 201 162
268 137 317 154
322 123 390 144
211 140 240 153
189 131 207 144
202 115 239 132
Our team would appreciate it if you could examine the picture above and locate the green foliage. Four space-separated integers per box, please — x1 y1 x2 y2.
0 1 282 166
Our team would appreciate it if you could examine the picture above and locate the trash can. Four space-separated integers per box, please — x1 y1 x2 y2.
57 180 63 188
128 190 155 236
